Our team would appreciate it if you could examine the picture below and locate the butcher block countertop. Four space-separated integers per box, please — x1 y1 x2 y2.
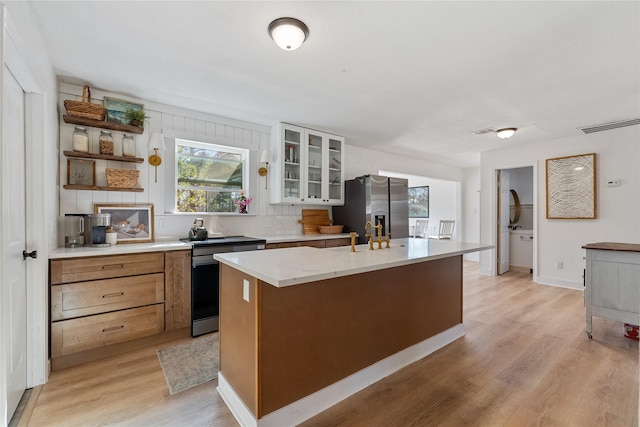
582 242 640 252
215 238 493 288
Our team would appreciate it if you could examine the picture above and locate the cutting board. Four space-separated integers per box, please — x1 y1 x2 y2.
298 209 332 234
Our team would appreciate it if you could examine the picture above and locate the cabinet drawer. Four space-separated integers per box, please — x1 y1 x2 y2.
51 273 165 321
301 240 326 248
51 304 165 357
51 252 164 284
325 238 350 248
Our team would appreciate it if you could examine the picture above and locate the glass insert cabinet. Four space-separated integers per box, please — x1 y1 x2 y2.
270 123 345 205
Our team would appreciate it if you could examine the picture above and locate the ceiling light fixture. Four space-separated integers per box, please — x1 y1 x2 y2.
496 128 517 139
268 17 309 51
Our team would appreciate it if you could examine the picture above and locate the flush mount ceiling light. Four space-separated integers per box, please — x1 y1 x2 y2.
496 128 517 139
268 17 309 51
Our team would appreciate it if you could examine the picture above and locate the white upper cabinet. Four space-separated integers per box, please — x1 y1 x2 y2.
270 123 344 205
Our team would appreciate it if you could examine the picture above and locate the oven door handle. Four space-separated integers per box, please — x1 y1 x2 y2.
192 256 219 268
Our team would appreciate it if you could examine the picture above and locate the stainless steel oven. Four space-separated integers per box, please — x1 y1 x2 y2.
184 237 266 337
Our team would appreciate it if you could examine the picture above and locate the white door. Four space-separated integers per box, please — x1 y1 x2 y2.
2 64 27 424
497 170 510 274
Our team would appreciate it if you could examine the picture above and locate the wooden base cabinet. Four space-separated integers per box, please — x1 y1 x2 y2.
51 305 164 357
266 237 350 250
164 250 192 330
50 250 192 367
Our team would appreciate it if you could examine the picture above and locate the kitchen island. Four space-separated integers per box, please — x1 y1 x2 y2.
215 238 492 427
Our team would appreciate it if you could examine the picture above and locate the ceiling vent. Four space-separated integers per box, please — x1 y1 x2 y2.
578 118 640 134
471 127 496 136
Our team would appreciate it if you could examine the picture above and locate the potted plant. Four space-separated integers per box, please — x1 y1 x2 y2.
124 108 148 128
234 191 252 214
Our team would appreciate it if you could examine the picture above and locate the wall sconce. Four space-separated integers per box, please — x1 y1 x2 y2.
268 17 309 51
496 128 517 139
258 150 270 189
148 131 165 183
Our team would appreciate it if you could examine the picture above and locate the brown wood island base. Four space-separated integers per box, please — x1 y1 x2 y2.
218 255 465 426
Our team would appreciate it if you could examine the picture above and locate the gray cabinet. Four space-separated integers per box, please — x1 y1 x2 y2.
583 243 640 338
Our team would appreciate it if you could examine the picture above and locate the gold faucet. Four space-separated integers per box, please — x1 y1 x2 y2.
365 220 388 250
349 232 359 252
364 221 375 250
375 222 384 249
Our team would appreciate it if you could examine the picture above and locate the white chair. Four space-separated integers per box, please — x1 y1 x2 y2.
429 220 455 240
412 220 429 238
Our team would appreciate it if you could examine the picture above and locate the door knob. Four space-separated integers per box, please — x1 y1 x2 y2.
22 250 37 260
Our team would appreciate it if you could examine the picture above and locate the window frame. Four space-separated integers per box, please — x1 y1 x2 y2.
167 136 252 214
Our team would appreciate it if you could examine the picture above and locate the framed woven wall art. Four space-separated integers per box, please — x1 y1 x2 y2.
545 153 596 219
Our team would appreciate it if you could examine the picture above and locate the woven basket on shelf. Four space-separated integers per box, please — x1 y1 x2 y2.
105 168 140 188
63 85 106 121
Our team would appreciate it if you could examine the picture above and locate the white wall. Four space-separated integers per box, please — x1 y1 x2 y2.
345 144 464 183
479 125 640 289
58 83 469 241
380 170 460 239
463 167 481 261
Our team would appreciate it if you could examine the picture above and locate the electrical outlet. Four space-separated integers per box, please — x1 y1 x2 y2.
243 279 250 302
266 217 273 227
157 218 166 232
555 261 563 269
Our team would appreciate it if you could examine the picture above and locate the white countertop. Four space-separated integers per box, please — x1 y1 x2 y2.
48 234 351 259
215 238 494 288
49 241 192 259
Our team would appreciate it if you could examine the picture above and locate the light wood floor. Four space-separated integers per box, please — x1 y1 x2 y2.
23 262 638 427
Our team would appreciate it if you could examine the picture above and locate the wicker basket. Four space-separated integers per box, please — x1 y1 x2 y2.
63 85 106 121
105 168 140 188
318 225 344 234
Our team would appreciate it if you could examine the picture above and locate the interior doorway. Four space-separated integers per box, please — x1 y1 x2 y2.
495 165 536 277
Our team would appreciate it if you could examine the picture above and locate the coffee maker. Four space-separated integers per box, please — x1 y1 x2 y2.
82 213 111 247
64 214 85 247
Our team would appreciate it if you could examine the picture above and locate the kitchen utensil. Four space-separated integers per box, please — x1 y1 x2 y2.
189 218 208 241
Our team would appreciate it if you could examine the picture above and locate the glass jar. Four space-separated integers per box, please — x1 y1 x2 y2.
72 126 89 152
98 130 114 155
122 133 136 157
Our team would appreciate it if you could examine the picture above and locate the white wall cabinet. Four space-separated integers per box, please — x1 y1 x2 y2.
270 123 344 205
583 243 640 338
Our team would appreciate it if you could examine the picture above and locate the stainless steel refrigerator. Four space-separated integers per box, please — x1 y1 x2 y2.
332 175 409 244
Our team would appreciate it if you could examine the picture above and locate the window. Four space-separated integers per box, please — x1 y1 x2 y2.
174 138 249 213
408 186 429 218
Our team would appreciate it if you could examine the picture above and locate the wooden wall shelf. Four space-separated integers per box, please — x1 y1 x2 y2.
63 150 144 164
63 115 144 135
63 184 144 193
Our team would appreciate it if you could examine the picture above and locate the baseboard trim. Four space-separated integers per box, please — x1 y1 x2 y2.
217 323 465 427
536 275 583 290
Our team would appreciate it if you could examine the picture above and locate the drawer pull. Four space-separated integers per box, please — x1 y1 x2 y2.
102 325 125 333
102 292 125 299
102 264 125 270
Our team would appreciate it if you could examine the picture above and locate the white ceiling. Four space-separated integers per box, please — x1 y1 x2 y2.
28 1 640 168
